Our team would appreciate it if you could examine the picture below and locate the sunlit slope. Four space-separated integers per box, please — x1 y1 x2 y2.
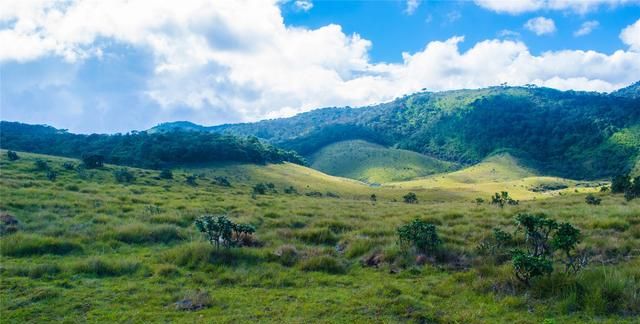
386 153 602 200
308 140 458 183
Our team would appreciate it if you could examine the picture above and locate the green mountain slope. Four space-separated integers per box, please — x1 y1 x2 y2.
152 83 640 179
308 140 458 183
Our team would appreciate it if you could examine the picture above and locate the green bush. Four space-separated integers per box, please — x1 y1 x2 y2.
34 159 49 171
7 150 19 161
0 234 80 257
113 168 135 183
213 176 231 187
397 219 442 255
403 192 418 204
46 170 57 181
159 169 173 179
491 191 518 207
62 162 75 170
194 215 256 249
585 194 601 205
299 255 346 274
511 249 553 286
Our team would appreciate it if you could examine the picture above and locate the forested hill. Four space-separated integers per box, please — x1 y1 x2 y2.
151 83 640 179
0 122 305 169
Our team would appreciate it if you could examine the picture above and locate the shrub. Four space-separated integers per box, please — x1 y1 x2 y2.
397 219 441 255
112 223 182 244
185 174 197 186
194 215 256 249
253 182 276 195
34 159 49 171
370 194 377 202
113 168 135 183
299 255 346 274
0 234 80 257
611 174 630 193
283 186 298 194
511 249 553 286
82 153 104 168
71 257 140 277
585 194 601 205
7 150 19 161
624 176 640 201
477 227 513 261
325 192 340 198
213 176 231 187
403 192 418 204
552 223 584 274
305 191 323 197
62 162 75 170
46 170 57 181
475 197 484 205
491 191 518 207
159 169 173 179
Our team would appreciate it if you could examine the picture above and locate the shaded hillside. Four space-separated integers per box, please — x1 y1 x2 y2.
308 140 458 183
153 84 640 179
0 122 305 169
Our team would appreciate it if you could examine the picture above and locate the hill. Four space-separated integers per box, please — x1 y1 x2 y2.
152 84 640 180
0 121 305 169
308 140 458 183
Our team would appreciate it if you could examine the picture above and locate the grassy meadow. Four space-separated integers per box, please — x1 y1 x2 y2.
1 150 639 323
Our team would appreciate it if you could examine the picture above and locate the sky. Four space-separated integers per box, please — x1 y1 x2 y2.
1 0 639 133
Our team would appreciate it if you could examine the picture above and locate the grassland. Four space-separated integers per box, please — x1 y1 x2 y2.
1 150 639 323
308 140 457 183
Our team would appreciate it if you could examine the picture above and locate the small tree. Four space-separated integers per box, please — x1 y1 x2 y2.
475 197 484 205
186 174 197 186
6 151 19 161
552 223 583 273
370 194 377 203
159 169 173 179
585 194 601 205
62 162 75 170
511 249 553 287
624 176 640 201
114 168 135 183
491 191 518 208
34 159 49 171
515 213 557 257
611 174 630 193
82 154 104 169
397 219 441 255
194 215 255 249
403 192 418 204
46 170 57 181
213 176 231 187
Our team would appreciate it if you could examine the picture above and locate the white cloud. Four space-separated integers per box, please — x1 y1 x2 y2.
293 0 313 12
405 0 421 15
474 0 544 14
525 17 556 35
574 20 599 36
1 0 639 131
620 18 640 51
475 0 640 14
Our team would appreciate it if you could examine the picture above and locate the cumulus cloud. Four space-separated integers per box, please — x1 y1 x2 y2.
405 0 421 15
1 0 639 133
620 18 640 51
574 21 600 36
293 0 313 12
475 0 640 14
525 17 556 35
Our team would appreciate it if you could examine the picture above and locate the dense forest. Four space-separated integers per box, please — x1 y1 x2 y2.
152 83 640 179
0 122 305 169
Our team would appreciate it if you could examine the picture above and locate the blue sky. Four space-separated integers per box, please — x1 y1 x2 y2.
1 0 639 133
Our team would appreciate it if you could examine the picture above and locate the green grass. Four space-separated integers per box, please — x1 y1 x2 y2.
308 140 458 183
0 150 638 323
